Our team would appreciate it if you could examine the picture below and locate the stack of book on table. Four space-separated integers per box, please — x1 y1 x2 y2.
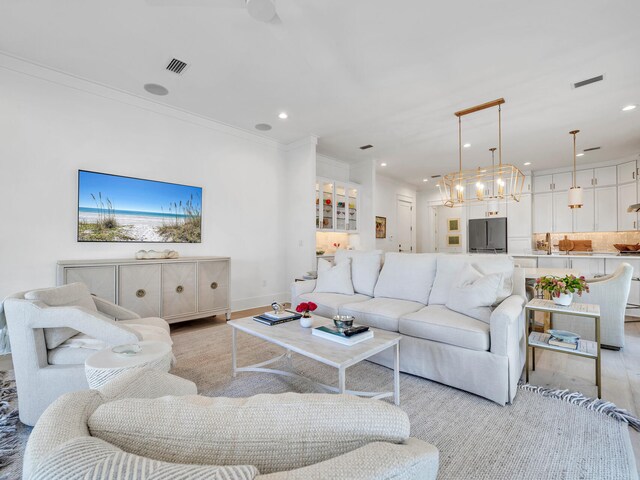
547 329 580 350
253 310 302 326
312 325 373 346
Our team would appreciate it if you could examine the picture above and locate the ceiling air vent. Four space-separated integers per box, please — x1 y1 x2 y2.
431 174 441 178
166 58 188 75
573 74 604 89
359 144 373 150
583 146 601 152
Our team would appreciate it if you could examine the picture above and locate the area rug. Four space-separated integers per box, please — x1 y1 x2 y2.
2 322 638 479
0 371 30 480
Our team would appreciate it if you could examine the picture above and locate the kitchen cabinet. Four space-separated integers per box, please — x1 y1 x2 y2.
507 194 531 237
533 192 553 233
538 257 571 269
508 237 532 254
552 191 573 232
618 181 638 231
594 166 617 186
618 161 637 184
570 258 605 277
573 188 594 232
533 174 553 193
576 169 593 188
552 172 574 191
594 186 617 232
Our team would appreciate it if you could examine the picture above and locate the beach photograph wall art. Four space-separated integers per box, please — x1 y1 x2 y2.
77 170 202 243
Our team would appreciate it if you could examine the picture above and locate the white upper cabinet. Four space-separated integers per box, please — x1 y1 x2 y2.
533 174 553 193
573 188 594 232
618 181 638 231
316 177 359 233
552 172 574 191
594 166 617 186
507 194 531 237
533 192 553 233
618 161 637 184
575 169 594 188
552 190 573 232
594 186 617 232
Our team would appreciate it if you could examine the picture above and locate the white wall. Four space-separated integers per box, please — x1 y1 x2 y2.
375 175 417 252
316 154 350 182
0 56 295 310
416 188 440 252
349 159 376 250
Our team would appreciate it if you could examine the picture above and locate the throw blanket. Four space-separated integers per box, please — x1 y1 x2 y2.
58 324 172 350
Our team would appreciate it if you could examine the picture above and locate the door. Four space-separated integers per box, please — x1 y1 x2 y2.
618 182 638 231
198 260 229 312
119 264 161 318
594 166 617 186
552 172 574 191
533 192 553 233
533 174 553 193
618 161 637 184
575 169 594 188
162 263 197 318
397 199 413 253
594 186 617 232
573 188 594 233
65 266 116 303
335 183 347 231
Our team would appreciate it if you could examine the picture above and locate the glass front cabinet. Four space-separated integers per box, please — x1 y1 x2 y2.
316 177 359 232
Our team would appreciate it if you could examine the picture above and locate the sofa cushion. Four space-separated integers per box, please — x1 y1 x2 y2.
445 264 502 323
47 343 96 365
429 254 514 305
334 250 383 297
299 292 370 318
340 297 424 332
25 282 97 349
88 392 410 474
314 258 355 295
373 253 437 304
399 305 490 351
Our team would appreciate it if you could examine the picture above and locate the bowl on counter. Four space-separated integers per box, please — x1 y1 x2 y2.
614 244 640 252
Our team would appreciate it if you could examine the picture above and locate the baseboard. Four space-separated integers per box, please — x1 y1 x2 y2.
231 292 290 312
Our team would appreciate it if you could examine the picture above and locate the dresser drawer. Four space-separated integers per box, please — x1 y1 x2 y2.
162 262 197 318
118 264 161 318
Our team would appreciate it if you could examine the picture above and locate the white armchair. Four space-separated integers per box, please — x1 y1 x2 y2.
1 282 173 425
551 263 633 349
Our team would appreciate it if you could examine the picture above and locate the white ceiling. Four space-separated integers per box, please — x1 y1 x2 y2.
1 0 639 187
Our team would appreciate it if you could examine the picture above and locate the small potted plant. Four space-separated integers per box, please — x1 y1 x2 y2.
295 301 317 328
535 275 589 306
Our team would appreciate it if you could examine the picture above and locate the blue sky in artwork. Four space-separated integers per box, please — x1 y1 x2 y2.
78 171 202 214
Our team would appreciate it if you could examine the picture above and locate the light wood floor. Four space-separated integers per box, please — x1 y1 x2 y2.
2 308 640 467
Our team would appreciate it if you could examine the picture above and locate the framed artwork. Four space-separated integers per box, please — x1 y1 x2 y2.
447 235 461 246
447 218 460 232
375 216 387 238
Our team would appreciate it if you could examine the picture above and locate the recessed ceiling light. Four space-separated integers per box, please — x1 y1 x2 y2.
278 112 288 119
423 178 429 182
524 162 531 166
576 153 585 157
463 143 471 148
380 162 387 167
622 105 637 112
143 83 169 96
255 123 272 131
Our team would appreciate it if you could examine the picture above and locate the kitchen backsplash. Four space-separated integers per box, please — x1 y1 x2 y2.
532 231 640 253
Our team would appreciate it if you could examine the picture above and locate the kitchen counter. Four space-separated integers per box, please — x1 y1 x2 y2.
512 252 625 259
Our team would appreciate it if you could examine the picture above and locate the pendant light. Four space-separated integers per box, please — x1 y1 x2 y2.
487 148 499 216
568 130 583 209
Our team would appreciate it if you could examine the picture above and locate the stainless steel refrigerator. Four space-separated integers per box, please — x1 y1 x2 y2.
468 217 507 253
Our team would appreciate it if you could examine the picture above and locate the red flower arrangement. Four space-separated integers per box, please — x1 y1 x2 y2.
295 301 317 318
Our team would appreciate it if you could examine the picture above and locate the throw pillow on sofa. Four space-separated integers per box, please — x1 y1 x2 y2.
334 250 383 297
314 258 355 295
445 264 502 323
374 253 437 304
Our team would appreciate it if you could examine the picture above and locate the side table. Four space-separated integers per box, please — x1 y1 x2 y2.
524 298 601 398
85 341 173 389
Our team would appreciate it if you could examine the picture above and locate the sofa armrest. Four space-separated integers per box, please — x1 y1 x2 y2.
490 295 525 357
27 302 142 345
256 438 439 480
291 280 316 304
92 296 141 320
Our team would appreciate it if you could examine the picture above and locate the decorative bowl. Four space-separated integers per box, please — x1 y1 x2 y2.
333 315 355 332
316 250 325 256
614 244 629 252
112 344 141 356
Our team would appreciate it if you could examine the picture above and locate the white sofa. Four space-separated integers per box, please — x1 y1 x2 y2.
292 251 526 405
24 369 439 480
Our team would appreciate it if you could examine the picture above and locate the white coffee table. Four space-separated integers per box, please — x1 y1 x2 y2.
229 316 402 405
84 340 173 388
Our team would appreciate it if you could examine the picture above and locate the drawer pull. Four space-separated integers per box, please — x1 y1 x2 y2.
210 282 218 290
176 285 184 294
136 289 146 298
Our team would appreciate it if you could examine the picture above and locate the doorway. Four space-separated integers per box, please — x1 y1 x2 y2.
397 198 414 253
